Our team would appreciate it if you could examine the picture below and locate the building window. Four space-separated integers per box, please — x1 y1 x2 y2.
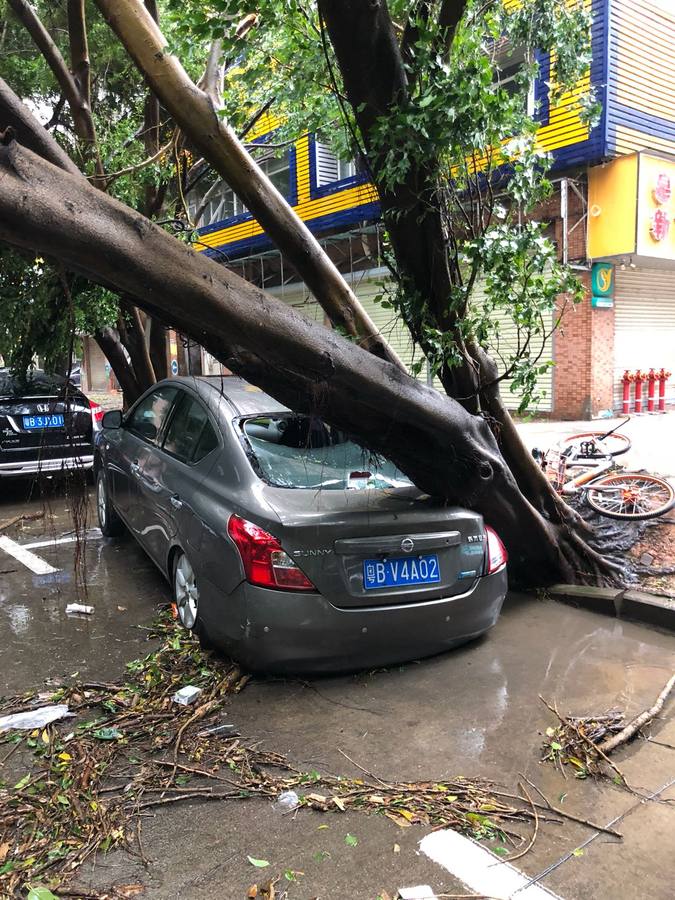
189 150 292 227
314 139 356 188
492 43 535 117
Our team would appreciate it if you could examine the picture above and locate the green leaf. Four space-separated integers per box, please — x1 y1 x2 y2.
313 850 330 863
27 888 59 900
247 856 270 868
492 846 509 857
550 741 562 751
13 774 30 790
344 833 358 847
572 848 584 857
283 869 297 882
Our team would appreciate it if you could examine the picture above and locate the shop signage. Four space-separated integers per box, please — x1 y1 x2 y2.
591 262 614 308
588 152 675 262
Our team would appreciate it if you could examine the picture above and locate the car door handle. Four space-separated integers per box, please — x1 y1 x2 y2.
130 461 141 476
170 495 183 510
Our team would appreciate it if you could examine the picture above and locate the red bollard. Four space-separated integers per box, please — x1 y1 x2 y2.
621 370 634 415
634 370 644 413
658 368 671 413
647 368 657 413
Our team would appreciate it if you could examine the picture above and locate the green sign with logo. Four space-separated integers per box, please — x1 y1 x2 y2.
591 262 614 308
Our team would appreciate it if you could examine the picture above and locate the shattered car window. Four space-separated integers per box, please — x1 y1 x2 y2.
242 414 412 490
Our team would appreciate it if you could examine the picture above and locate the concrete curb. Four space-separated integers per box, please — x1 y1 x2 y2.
548 584 675 632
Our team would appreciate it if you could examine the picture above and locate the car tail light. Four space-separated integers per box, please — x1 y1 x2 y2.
227 514 316 592
485 526 508 575
90 400 105 426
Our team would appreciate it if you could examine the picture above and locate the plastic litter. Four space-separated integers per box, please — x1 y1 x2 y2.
172 685 202 706
397 888 437 900
0 704 74 732
198 723 239 737
272 789 301 814
65 603 94 615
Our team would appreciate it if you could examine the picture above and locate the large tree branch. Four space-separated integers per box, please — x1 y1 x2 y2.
94 327 142 404
0 134 621 587
438 0 468 53
7 0 82 119
0 135 498 504
7 0 104 181
67 0 91 108
93 0 402 368
0 76 80 175
198 39 224 109
318 0 479 409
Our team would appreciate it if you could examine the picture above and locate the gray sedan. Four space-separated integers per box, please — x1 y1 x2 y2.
94 376 507 672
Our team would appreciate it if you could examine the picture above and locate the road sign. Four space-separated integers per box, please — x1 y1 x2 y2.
170 359 179 376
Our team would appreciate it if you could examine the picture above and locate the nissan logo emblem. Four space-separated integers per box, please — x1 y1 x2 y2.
400 537 415 553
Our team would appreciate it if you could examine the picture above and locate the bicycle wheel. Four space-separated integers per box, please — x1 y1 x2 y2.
586 473 675 520
559 430 632 458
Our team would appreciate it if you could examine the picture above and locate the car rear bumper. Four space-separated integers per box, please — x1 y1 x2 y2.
199 569 507 673
0 455 94 477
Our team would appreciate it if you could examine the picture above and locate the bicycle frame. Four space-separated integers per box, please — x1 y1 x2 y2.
560 456 614 496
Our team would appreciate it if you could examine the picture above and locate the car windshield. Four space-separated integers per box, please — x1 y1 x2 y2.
242 414 412 490
0 370 72 398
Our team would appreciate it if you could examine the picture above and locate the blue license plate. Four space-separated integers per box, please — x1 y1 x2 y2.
23 415 65 429
363 553 440 590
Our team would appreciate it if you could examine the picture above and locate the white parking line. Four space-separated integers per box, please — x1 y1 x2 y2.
22 529 102 551
419 829 564 900
0 535 59 575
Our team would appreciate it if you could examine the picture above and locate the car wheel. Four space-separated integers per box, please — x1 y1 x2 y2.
173 550 213 650
96 470 124 536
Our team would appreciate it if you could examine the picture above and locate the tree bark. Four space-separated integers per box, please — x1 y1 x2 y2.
0 135 619 587
93 0 403 368
0 76 81 176
94 327 142 404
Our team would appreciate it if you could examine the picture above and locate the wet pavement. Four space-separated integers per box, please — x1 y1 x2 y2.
1 480 674 899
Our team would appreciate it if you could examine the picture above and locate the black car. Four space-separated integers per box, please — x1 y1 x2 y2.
0 368 104 478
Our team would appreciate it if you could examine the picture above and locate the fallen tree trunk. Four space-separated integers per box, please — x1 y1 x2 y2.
0 135 619 587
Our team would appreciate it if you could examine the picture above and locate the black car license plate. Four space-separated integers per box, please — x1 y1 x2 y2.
23 414 65 429
363 553 440 590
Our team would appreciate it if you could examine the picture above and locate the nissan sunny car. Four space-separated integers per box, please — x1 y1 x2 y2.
94 376 507 672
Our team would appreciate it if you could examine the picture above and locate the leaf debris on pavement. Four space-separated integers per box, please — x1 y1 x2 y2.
0 610 570 897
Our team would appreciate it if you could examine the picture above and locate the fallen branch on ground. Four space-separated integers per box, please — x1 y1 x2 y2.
0 511 45 532
598 672 675 754
540 675 675 781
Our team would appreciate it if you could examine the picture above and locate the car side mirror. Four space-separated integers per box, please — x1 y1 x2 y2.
102 409 123 429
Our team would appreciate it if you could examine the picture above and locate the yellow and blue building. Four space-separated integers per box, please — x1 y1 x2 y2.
193 0 675 420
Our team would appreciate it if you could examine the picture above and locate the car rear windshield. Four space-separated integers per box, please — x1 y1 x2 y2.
242 414 412 490
0 370 71 398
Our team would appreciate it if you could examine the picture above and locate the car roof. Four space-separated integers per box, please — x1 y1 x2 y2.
170 375 290 416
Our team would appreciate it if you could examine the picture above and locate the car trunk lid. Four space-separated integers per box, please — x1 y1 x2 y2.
260 485 487 608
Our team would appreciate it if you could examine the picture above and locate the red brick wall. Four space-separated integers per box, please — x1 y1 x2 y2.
552 272 615 419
